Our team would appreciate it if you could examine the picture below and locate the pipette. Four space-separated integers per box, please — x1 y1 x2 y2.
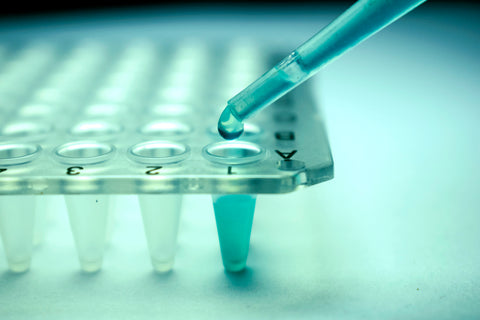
218 0 427 139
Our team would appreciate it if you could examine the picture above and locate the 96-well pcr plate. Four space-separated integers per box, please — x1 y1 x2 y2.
0 39 333 273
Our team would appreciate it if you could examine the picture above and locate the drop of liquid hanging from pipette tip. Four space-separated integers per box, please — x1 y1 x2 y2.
218 105 244 140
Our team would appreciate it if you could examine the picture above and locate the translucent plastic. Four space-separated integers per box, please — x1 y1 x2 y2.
0 39 333 273
139 194 182 272
212 195 256 272
0 41 332 195
65 195 111 272
0 196 35 272
218 0 427 139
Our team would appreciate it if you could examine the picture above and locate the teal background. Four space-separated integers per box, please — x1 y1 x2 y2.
0 2 479 319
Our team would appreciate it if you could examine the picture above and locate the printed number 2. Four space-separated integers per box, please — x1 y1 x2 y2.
66 167 84 175
145 166 162 175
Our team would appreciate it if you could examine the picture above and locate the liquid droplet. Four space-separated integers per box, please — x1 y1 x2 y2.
217 106 244 140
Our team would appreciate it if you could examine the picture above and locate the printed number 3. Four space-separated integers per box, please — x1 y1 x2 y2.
66 167 84 175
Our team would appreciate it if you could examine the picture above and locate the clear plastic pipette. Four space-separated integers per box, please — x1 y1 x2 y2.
218 0 427 139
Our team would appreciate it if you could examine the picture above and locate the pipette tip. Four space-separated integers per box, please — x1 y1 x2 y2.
217 105 244 140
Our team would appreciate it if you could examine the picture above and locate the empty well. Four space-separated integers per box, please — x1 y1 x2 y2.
150 103 192 117
95 87 132 103
156 86 194 102
0 143 41 165
84 103 127 117
18 103 57 118
70 120 123 139
202 141 265 165
54 141 115 165
139 121 192 138
1 121 52 140
128 141 190 164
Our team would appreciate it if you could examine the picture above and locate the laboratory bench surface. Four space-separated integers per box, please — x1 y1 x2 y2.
0 2 479 319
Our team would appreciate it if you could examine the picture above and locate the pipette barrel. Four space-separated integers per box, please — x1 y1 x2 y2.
219 0 426 139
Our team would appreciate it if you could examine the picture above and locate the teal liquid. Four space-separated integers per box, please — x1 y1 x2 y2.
217 0 426 140
217 53 307 140
218 105 244 140
212 195 256 272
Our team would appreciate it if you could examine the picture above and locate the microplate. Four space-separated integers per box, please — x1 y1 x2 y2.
0 39 333 273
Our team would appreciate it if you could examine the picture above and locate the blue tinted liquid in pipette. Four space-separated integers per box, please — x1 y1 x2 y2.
218 106 244 140
218 52 308 140
218 0 427 140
